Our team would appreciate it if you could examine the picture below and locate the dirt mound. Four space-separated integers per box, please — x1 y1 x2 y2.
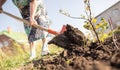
48 24 86 50
24 25 120 70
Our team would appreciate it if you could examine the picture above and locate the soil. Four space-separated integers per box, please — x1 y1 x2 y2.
21 25 120 70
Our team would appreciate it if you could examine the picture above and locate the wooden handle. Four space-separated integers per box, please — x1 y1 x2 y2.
1 10 58 35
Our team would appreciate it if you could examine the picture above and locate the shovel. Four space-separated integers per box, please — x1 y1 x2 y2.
1 10 64 35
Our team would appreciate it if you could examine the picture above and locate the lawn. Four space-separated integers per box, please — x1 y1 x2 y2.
0 40 63 70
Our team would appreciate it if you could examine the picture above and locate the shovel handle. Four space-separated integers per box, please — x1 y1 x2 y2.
1 10 58 35
1 10 29 25
47 29 59 35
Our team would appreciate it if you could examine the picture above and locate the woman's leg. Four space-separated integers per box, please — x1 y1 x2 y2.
41 31 49 56
29 41 36 60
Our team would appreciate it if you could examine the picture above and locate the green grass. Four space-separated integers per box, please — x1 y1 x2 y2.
0 41 63 70
0 54 29 70
0 41 29 70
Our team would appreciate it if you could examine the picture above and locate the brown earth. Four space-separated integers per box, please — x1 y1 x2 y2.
21 25 120 70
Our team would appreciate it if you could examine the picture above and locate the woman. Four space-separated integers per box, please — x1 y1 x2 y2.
0 0 50 60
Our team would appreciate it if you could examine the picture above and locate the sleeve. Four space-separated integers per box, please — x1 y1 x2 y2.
30 0 35 2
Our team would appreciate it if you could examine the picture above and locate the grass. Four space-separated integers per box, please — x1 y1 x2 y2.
0 41 29 70
0 40 63 70
0 54 29 70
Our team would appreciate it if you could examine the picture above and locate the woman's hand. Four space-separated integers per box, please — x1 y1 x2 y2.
30 19 38 26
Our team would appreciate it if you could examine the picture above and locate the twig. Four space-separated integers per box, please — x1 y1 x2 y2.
108 17 119 49
87 0 100 43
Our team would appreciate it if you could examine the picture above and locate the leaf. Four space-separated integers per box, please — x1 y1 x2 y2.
59 9 70 16
86 6 90 11
103 26 107 30
83 23 92 30
95 24 100 29
99 22 103 27
103 22 108 26
80 15 86 19
92 18 97 23
84 0 88 3
59 9 62 13
100 33 108 42
66 59 71 64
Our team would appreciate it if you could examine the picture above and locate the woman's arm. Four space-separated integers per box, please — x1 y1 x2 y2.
29 0 37 25
0 0 7 13
0 0 6 7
